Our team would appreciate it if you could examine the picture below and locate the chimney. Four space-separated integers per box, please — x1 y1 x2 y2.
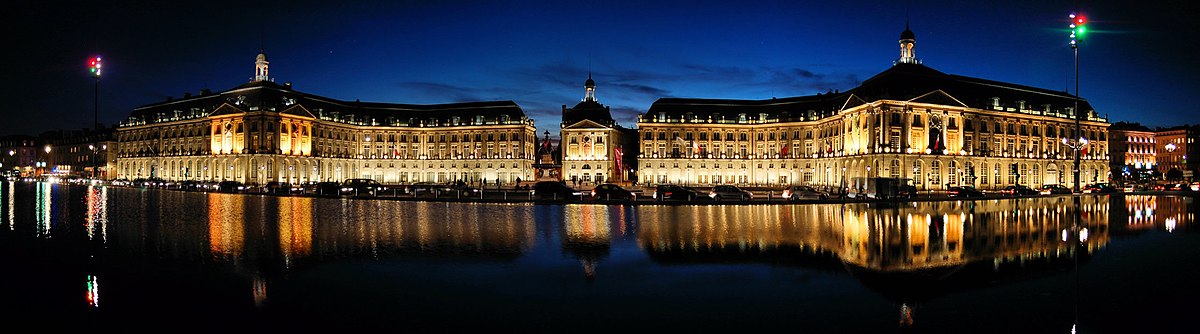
285 82 293 89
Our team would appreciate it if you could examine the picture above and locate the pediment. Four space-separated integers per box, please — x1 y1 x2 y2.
280 104 317 118
908 90 968 108
838 94 870 111
563 119 611 129
209 103 245 117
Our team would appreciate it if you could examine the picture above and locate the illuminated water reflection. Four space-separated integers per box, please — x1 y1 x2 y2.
0 183 1194 332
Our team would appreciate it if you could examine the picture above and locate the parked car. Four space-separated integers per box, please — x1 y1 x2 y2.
407 182 454 195
947 186 985 198
1000 185 1038 196
1121 184 1136 193
652 185 700 202
533 181 581 199
217 181 246 193
179 180 201 191
311 181 342 196
708 185 753 201
452 181 482 195
340 178 385 197
264 181 291 194
1083 183 1117 194
1039 184 1072 195
591 183 635 201
782 185 828 201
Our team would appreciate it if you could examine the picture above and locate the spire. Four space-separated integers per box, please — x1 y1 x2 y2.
254 50 271 82
583 72 596 102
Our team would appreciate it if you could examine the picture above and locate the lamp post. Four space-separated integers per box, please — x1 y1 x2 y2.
89 56 102 180
1062 136 1089 190
1069 13 1087 193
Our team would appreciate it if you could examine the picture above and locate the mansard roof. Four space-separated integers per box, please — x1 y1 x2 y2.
563 100 616 127
123 80 529 127
644 63 1100 123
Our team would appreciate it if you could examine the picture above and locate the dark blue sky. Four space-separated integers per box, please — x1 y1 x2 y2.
3 0 1197 137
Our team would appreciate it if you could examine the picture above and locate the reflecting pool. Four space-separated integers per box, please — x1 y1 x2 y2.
0 181 1195 332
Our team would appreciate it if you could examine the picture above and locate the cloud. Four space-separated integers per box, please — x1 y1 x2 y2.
393 81 485 102
607 83 671 98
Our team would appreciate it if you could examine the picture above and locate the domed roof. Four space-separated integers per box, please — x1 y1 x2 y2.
585 76 595 87
900 25 915 41
256 51 268 61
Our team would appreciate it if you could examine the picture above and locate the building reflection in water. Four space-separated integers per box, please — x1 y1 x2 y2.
1122 195 1192 233
207 193 246 258
641 198 1109 271
562 205 616 280
638 197 1113 327
278 196 313 268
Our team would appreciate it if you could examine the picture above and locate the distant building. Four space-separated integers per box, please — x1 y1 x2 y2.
636 25 1111 191
1108 122 1157 182
0 135 37 177
559 74 636 185
116 51 538 185
40 126 117 179
1154 125 1198 181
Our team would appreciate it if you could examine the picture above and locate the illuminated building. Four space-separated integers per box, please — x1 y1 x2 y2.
559 74 636 184
39 127 117 179
1154 125 1198 181
636 26 1111 190
0 135 36 177
1108 122 1156 182
116 51 538 185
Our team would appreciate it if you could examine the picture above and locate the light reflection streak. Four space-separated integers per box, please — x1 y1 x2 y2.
85 275 100 308
4 182 13 229
85 185 109 242
35 182 51 237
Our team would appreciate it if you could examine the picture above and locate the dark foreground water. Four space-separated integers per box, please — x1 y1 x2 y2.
0 181 1196 333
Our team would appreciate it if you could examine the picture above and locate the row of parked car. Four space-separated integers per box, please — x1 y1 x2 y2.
530 181 833 202
110 178 489 198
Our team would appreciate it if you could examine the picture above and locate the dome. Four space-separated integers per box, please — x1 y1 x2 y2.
585 77 595 87
900 27 915 41
256 52 268 61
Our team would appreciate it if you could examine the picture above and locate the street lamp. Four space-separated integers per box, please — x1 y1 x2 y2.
89 55 102 180
1068 12 1087 193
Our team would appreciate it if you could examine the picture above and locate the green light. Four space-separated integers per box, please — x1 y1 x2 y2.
1075 26 1087 37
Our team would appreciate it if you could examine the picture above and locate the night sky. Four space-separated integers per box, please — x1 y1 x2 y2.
4 0 1197 137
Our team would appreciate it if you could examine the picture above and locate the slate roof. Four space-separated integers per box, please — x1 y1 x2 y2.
562 100 615 127
123 80 528 127
644 63 1098 123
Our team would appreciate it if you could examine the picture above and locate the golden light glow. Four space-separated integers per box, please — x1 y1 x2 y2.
207 193 246 257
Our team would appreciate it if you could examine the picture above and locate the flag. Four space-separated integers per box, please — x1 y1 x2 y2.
781 145 789 156
614 148 624 174
691 140 699 153
675 136 686 148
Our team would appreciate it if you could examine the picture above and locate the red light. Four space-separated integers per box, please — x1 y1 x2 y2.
1075 16 1086 25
